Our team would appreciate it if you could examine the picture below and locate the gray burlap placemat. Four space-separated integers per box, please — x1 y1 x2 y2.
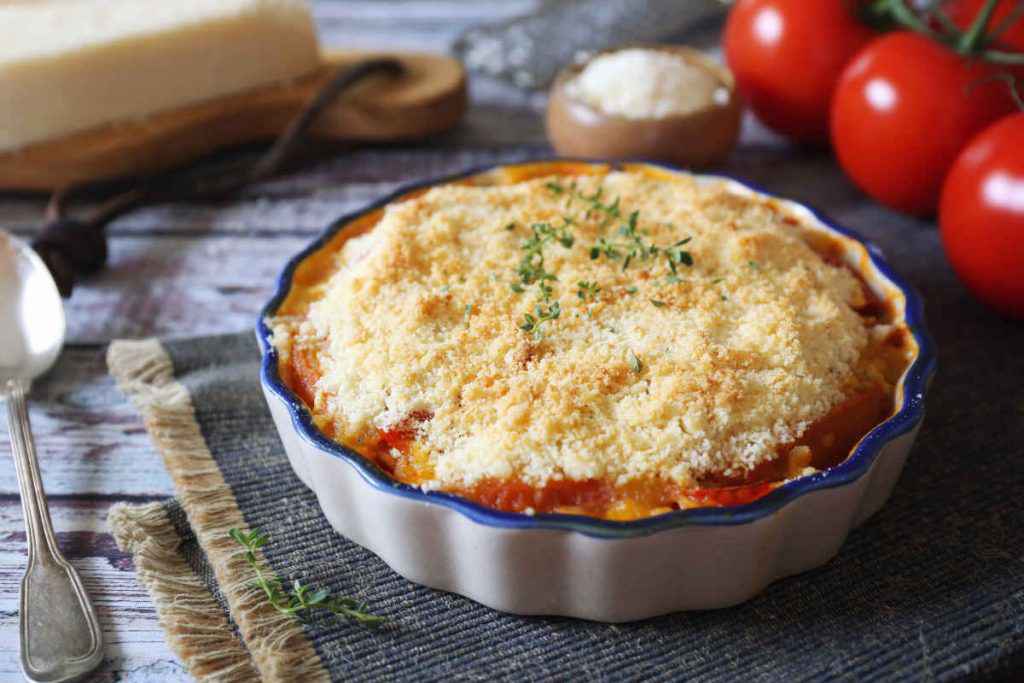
105 158 1024 682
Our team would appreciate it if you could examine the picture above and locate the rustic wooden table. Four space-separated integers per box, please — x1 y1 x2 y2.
0 2 553 680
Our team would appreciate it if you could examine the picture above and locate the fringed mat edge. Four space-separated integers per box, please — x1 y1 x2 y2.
106 339 328 683
108 501 261 682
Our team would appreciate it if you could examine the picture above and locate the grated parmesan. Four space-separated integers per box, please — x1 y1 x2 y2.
564 48 725 119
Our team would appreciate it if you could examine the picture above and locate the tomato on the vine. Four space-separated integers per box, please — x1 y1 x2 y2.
831 31 1017 215
947 0 1024 51
723 0 875 144
940 113 1024 319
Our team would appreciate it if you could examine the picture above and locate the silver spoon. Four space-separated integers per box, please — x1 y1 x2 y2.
0 232 103 682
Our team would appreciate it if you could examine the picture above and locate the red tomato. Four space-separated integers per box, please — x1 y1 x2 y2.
723 0 874 144
947 0 1024 51
831 32 1017 215
940 113 1024 319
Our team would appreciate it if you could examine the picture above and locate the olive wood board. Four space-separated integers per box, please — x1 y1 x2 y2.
0 50 467 191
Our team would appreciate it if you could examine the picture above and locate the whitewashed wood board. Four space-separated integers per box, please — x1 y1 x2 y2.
0 347 172 498
0 500 189 682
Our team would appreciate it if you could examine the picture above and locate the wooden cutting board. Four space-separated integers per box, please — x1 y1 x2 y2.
0 50 467 191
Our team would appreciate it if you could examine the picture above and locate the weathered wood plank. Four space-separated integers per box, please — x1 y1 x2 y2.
314 1 538 52
0 346 173 498
60 235 310 343
0 500 186 681
0 147 549 235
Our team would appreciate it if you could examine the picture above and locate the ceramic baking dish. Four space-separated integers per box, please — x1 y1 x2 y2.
257 160 936 622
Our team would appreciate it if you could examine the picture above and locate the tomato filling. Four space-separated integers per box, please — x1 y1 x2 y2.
283 310 900 520
287 337 896 520
352 380 891 519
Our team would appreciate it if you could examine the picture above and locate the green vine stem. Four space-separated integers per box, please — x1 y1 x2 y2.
873 0 1024 64
957 0 1001 52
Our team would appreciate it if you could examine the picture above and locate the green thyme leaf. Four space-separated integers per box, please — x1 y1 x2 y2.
229 528 385 627
577 280 601 302
519 301 560 340
650 299 666 308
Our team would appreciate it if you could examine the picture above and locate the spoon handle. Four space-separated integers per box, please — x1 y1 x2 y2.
4 380 103 682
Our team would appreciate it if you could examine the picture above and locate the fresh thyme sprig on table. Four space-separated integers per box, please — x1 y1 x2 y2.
229 528 386 628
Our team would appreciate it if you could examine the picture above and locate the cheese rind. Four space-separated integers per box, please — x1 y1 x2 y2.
0 0 320 152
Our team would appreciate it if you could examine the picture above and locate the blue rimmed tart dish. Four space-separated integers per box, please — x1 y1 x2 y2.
258 159 936 621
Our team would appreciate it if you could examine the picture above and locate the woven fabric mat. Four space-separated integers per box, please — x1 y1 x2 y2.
105 158 1024 682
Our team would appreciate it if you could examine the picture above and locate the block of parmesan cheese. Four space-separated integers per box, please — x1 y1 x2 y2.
0 0 321 152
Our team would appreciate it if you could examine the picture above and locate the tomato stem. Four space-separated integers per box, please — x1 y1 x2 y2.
958 0 1001 53
876 0 1024 65
881 0 941 38
929 8 963 37
967 72 1024 110
982 49 1024 64
990 3 1024 44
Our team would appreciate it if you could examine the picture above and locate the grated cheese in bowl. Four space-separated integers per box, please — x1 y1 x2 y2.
564 48 725 119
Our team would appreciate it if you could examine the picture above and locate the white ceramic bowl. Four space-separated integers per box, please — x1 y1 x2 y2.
257 160 936 622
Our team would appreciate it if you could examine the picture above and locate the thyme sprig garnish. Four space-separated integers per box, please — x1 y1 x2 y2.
229 528 386 628
509 205 578 337
665 238 694 274
519 301 561 340
513 220 574 296
547 180 622 228
512 178 697 340
577 280 601 302
588 209 694 277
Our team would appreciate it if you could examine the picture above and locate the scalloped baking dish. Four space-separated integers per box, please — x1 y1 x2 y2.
257 160 936 622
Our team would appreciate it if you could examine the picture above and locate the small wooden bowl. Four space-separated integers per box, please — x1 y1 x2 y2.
546 45 742 169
